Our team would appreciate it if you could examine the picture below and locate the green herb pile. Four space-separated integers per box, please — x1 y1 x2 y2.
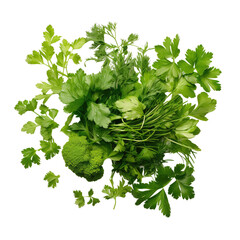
15 23 221 217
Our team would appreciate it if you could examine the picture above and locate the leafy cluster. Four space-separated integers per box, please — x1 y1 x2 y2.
15 23 221 217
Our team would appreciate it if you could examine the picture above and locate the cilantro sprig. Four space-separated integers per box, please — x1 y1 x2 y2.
15 23 221 217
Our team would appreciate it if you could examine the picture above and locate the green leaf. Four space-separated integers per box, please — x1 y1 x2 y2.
72 37 86 49
51 35 61 44
87 102 111 128
168 164 195 200
158 189 171 217
173 77 196 98
178 60 194 74
153 59 180 78
56 52 64 67
175 119 199 139
39 104 49 114
41 41 54 61
89 66 113 90
21 121 38 134
138 148 156 160
40 140 60 160
49 109 58 119
88 189 94 197
14 99 37 115
71 53 81 64
198 67 221 92
113 139 125 152
44 171 60 188
171 34 180 58
186 45 213 75
43 25 54 43
47 64 63 94
26 51 43 64
154 34 180 60
59 69 89 112
102 178 132 208
87 189 100 206
60 39 71 55
35 115 54 128
21 148 40 168
115 96 146 120
132 165 173 217
190 92 217 121
36 82 52 94
73 190 85 208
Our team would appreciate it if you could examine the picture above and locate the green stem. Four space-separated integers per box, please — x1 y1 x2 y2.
113 198 117 210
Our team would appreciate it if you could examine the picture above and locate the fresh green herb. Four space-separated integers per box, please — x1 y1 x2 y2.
74 189 100 208
15 23 221 217
44 171 60 188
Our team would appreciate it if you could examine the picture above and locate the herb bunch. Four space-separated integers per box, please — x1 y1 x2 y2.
15 23 221 217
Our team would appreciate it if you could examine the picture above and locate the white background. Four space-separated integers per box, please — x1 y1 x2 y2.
1 0 240 239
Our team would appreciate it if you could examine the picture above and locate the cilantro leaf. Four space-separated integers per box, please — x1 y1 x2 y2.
21 148 40 168
190 92 217 121
40 140 61 160
115 96 146 120
44 171 60 188
87 102 111 128
21 121 38 134
73 190 85 208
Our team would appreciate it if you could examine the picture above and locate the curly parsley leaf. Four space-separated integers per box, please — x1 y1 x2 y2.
44 171 60 188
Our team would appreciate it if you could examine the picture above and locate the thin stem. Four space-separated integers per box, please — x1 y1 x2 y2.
33 111 41 117
113 198 117 210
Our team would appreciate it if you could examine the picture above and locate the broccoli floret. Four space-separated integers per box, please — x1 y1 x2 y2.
62 135 106 181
